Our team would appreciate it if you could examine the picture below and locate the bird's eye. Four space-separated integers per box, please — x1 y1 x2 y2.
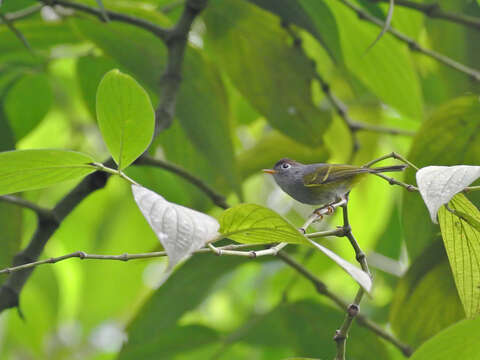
282 163 291 169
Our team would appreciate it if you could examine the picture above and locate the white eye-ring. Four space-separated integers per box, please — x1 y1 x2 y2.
282 163 291 169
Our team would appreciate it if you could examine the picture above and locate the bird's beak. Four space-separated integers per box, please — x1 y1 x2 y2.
262 169 277 174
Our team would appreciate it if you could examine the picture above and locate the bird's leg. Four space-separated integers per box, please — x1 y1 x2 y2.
313 197 347 218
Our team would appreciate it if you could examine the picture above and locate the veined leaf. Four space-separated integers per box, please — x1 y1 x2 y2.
96 69 155 169
416 165 480 223
410 317 480 360
402 96 480 261
438 194 480 319
132 185 220 272
0 149 96 195
219 203 307 244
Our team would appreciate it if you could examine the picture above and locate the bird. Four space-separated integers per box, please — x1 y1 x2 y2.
263 158 407 209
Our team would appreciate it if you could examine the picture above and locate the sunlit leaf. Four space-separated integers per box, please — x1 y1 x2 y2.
403 96 480 261
416 165 480 223
410 317 480 360
438 194 480 319
131 185 220 271
204 0 332 146
219 203 307 244
96 69 155 169
4 73 52 140
390 241 465 348
0 149 96 195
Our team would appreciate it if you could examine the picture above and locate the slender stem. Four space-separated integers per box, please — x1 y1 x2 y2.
363 151 419 171
0 195 53 218
0 4 42 23
43 0 170 40
370 0 480 31
276 252 413 357
136 154 229 209
349 122 415 136
339 0 480 82
0 13 33 53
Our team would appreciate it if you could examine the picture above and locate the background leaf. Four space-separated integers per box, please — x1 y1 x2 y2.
96 69 155 169
0 149 96 195
438 194 480 319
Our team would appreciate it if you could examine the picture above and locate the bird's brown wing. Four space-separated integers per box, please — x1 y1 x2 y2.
303 165 369 187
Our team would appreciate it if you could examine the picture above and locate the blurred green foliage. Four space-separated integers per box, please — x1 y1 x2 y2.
0 0 479 359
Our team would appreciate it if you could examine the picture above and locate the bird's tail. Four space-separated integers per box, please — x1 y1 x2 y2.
369 164 408 173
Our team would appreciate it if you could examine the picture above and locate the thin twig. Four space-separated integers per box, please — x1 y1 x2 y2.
0 195 53 218
370 0 480 31
349 121 415 136
0 4 43 23
0 13 33 53
276 252 413 357
42 0 170 40
340 0 480 81
136 154 229 209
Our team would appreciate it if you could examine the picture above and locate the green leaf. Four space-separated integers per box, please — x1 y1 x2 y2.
219 203 307 244
119 254 246 359
390 241 465 349
96 69 155 169
4 73 52 140
204 0 332 146
303 0 423 119
402 96 480 261
410 317 480 360
439 194 480 319
0 202 22 287
176 49 239 193
227 300 390 360
0 149 96 195
76 55 117 119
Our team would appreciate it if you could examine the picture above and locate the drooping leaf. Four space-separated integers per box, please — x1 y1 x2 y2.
219 203 307 245
4 73 52 140
403 96 480 261
390 241 465 349
96 69 155 169
204 0 332 146
306 238 372 293
438 194 480 319
131 185 220 271
302 0 423 119
416 165 480 223
227 300 390 360
0 149 97 195
410 317 480 360
76 55 117 119
119 254 246 359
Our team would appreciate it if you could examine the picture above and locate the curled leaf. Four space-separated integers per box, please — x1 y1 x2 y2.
132 185 220 272
416 165 480 223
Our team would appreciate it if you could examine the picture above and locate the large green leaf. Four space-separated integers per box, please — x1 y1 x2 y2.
96 69 155 169
223 300 390 360
402 96 480 261
410 317 480 360
301 0 423 119
118 254 246 360
76 55 117 119
0 149 97 195
4 73 52 140
219 203 306 244
390 241 465 349
439 194 480 319
204 0 332 146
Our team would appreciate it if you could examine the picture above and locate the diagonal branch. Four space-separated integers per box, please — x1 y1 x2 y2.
339 0 480 81
370 0 480 31
41 0 170 40
0 0 207 313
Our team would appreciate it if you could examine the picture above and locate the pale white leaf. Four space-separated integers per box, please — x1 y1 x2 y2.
132 185 220 271
416 166 480 223
307 238 372 293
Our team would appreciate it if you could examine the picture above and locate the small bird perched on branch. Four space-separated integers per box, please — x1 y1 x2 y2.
263 158 406 210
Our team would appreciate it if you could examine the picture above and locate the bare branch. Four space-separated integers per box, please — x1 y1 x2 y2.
370 0 480 31
0 195 53 218
340 0 480 81
0 4 42 23
43 0 170 40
